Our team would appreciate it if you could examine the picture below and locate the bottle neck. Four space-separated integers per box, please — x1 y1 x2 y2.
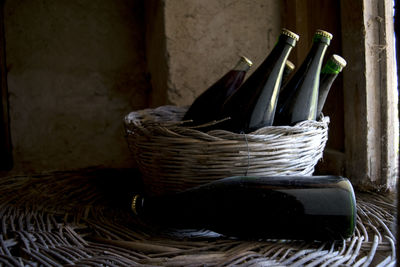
233 59 251 72
253 34 296 77
307 40 330 69
287 39 329 124
313 34 331 45
303 41 329 120
317 63 341 118
321 59 343 75
320 72 338 87
247 41 294 129
243 33 296 82
282 38 329 92
319 58 343 88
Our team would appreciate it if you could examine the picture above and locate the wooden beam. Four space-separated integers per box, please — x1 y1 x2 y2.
341 0 397 190
0 0 12 171
394 0 400 259
378 0 398 190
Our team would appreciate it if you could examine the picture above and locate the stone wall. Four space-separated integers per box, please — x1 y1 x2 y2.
5 0 149 173
3 0 282 174
163 0 282 106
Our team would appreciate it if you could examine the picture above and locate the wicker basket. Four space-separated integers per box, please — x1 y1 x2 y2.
124 105 329 196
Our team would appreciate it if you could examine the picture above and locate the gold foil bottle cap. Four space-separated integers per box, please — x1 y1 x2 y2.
240 55 253 67
131 195 140 215
281 28 300 41
315 29 333 40
285 60 295 70
331 54 347 68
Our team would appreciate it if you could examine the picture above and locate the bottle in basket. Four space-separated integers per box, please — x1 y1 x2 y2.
281 60 295 88
182 56 253 126
131 175 357 240
214 28 299 133
274 30 333 126
316 54 347 118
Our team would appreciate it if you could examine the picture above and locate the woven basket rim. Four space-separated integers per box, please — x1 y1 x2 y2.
124 105 330 139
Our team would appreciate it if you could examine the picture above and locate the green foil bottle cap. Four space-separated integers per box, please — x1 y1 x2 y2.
322 54 347 74
331 54 347 68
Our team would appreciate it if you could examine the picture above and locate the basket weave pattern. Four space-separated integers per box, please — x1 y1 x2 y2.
125 105 329 196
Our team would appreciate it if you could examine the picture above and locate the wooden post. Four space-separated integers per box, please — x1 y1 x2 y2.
283 0 397 189
0 0 12 171
341 0 398 190
394 0 400 259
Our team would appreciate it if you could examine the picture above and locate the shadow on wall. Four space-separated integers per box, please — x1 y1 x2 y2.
4 0 151 173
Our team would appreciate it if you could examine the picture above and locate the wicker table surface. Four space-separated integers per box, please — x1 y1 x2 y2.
0 168 396 266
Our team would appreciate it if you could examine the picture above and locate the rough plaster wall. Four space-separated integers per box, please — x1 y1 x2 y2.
5 0 149 173
164 0 282 106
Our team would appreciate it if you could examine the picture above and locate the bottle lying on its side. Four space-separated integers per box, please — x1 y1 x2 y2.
131 175 357 241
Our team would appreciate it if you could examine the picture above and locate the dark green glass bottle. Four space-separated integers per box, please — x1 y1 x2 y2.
182 56 253 126
215 29 299 133
274 30 333 126
316 54 347 117
132 175 357 240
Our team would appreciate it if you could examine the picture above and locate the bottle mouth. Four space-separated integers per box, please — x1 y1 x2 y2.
240 55 253 67
315 29 333 40
281 28 300 42
331 54 347 68
285 60 295 70
280 31 298 47
313 30 333 45
131 194 142 215
322 54 347 74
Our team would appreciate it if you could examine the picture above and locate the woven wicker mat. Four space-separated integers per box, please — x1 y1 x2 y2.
0 168 396 266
